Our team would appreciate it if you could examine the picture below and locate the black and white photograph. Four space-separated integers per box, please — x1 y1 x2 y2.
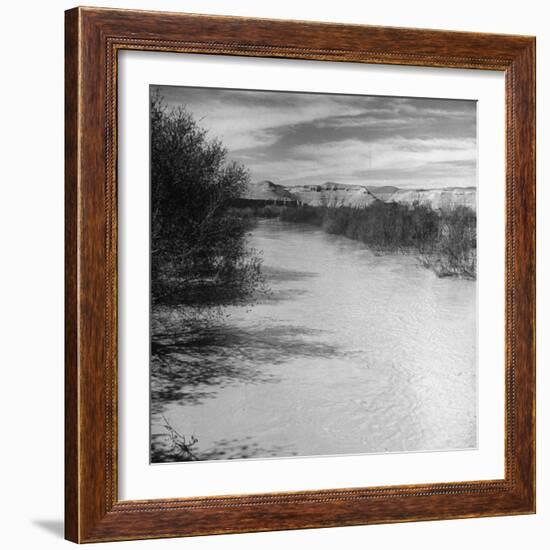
150 85 477 463
2 0 543 547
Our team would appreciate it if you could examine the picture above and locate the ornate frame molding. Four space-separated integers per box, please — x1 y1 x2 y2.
65 7 535 543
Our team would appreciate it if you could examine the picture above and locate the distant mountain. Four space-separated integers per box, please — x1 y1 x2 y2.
372 186 476 210
288 182 379 207
243 181 476 211
245 180 298 202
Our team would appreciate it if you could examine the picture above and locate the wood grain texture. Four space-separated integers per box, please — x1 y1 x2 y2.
64 6 536 543
64 7 79 543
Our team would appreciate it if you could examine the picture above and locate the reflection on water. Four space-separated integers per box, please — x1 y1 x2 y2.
151 219 476 462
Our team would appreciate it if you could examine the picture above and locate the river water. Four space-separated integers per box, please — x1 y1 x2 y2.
151 219 476 461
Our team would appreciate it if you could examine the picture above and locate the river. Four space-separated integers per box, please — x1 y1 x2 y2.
151 219 476 461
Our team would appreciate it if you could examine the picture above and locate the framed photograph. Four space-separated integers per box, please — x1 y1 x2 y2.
65 7 536 543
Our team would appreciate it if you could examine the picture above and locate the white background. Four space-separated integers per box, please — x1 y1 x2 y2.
119 52 505 499
0 0 547 549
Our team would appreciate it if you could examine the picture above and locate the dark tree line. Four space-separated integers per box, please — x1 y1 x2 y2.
151 93 264 306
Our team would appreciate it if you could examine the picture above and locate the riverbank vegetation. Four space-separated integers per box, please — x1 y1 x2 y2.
233 202 476 279
150 95 269 451
151 94 265 309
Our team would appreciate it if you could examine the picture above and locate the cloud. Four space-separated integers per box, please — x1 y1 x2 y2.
352 159 477 188
291 137 476 184
153 86 476 189
154 86 367 150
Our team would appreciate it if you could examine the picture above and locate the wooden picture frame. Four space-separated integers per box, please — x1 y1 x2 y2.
65 6 536 543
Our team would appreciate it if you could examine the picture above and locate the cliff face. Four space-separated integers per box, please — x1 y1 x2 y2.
245 181 476 211
369 186 477 211
289 182 378 207
245 180 296 201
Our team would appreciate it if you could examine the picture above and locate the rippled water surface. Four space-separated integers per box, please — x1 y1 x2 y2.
151 219 476 461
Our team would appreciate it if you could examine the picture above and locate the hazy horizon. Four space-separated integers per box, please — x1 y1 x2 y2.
153 85 477 190
253 180 477 191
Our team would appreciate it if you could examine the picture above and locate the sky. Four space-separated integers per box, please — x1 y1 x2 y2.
152 85 477 190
